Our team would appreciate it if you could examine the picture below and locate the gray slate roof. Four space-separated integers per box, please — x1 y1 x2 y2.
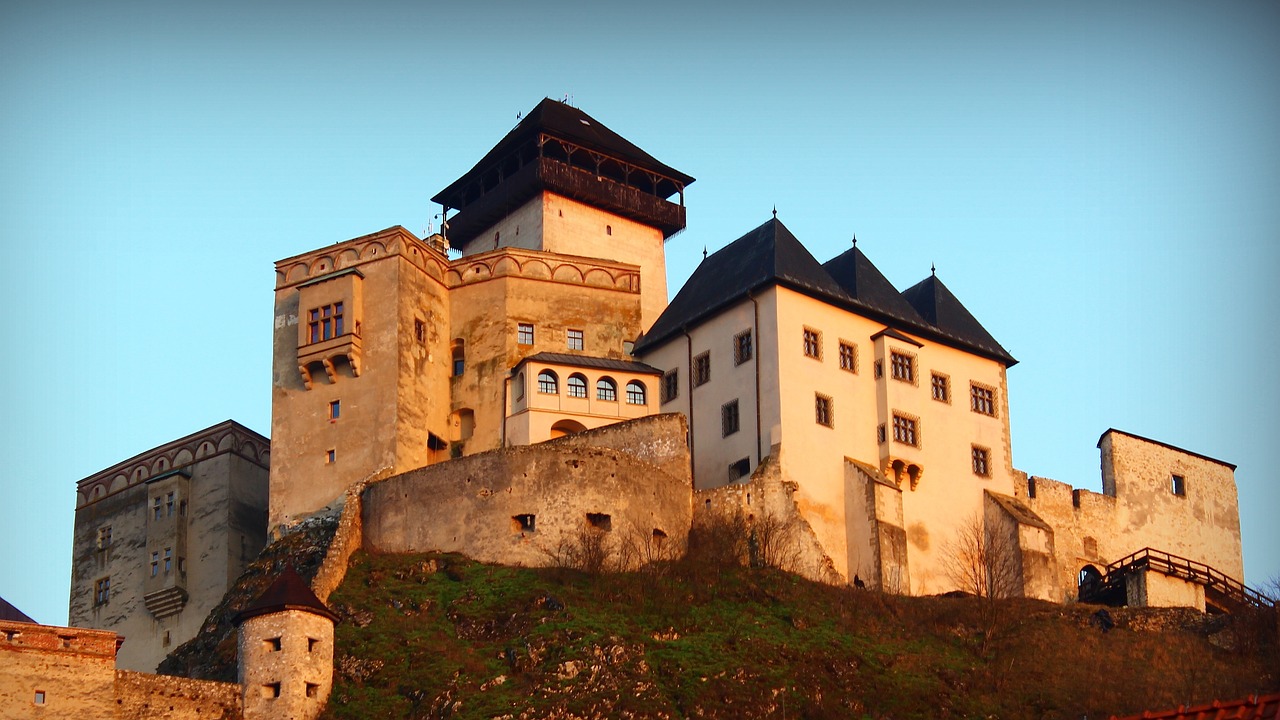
636 217 1016 366
516 352 661 376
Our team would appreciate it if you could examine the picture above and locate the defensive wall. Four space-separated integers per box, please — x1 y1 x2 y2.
361 414 693 566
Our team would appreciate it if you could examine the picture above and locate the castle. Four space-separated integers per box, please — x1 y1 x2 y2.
36 99 1256 716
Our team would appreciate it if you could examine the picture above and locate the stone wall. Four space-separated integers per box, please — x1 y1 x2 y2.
0 620 118 719
113 670 241 719
362 415 692 568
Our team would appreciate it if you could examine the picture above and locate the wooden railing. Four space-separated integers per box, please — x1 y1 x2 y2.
1079 547 1274 610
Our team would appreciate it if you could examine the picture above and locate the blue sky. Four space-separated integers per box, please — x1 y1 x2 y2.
2 1 1277 624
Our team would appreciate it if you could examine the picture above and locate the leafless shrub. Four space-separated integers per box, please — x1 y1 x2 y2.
748 508 803 573
546 526 614 575
943 512 1020 600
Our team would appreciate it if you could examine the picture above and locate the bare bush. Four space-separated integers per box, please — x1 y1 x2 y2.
748 509 803 573
942 512 1020 600
546 526 614 575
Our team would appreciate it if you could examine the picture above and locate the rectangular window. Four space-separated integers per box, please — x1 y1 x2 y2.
803 328 822 359
166 492 174 516
874 360 883 379
94 577 110 606
661 370 679 403
892 415 918 446
517 323 534 345
34 691 45 705
264 683 281 698
414 318 426 343
153 497 162 520
266 637 282 652
306 683 320 698
512 514 536 533
164 548 172 574
97 526 112 550
307 303 344 343
586 513 612 531
734 330 753 365
890 352 915 383
567 329 584 351
815 393 833 427
877 424 886 443
728 458 751 482
931 373 950 402
972 446 991 477
692 352 711 387
329 400 340 420
308 637 320 652
722 399 740 436
1171 474 1186 496
326 449 336 464
839 342 856 373
970 383 996 416
151 552 159 577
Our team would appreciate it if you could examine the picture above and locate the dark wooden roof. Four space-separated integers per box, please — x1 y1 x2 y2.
635 218 851 353
233 566 338 626
0 596 35 624
434 99 692 207
636 217 1017 367
901 274 1017 365
515 352 661 376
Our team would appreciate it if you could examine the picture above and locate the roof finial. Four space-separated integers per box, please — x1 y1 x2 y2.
931 262 936 277
772 205 777 219
852 232 857 247
702 246 708 261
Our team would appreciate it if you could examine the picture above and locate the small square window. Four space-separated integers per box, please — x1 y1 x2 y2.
839 342 856 373
972 446 991 477
306 682 320 698
734 330 753 365
803 328 822 359
586 513 612 531
567 329 584 351
931 374 950 402
1171 474 1186 496
326 449 336 464
513 514 536 533
661 369 679 402
308 637 320 652
34 690 45 705
970 383 997 416
722 399 740 437
815 394 833 427
890 352 915 383
264 683 281 699
692 352 711 387
329 400 340 420
892 415 918 446
266 637 282 652
517 323 534 345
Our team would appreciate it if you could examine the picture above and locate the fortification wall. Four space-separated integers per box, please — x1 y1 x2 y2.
361 415 692 566
0 621 119 719
113 670 241 719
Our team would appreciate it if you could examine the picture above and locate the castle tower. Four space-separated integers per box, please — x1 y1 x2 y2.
432 98 694 331
235 566 338 720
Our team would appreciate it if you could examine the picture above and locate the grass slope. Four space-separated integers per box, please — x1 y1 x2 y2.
322 551 1277 720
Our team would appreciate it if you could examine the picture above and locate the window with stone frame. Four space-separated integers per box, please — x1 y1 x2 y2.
803 327 822 359
567 329 584 351
94 577 110 606
931 373 950 402
839 341 856 373
892 414 918 446
970 382 997 416
722 399 740 436
1171 474 1186 496
693 352 711 387
890 351 915 383
307 302 344 344
96 526 112 550
517 323 534 345
734 330 753 365
972 445 991 477
661 369 679 403
815 393 833 427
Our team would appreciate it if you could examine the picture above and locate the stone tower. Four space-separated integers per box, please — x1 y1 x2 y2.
268 100 694 528
235 566 338 720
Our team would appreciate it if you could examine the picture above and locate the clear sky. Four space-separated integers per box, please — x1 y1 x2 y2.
2 1 1276 625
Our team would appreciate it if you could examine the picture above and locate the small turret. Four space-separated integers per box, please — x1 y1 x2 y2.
234 566 338 720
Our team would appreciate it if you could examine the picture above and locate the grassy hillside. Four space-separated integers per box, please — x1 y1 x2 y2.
320 551 1277 720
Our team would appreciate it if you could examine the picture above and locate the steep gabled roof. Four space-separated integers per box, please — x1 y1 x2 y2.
636 217 850 352
0 596 35 623
822 245 929 328
901 274 1017 366
234 566 338 626
432 99 694 207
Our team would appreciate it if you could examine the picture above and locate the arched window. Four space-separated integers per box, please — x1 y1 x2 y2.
596 377 617 401
626 380 646 405
567 373 587 398
537 370 558 394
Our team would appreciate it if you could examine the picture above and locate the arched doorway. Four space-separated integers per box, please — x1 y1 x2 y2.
1078 564 1103 600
